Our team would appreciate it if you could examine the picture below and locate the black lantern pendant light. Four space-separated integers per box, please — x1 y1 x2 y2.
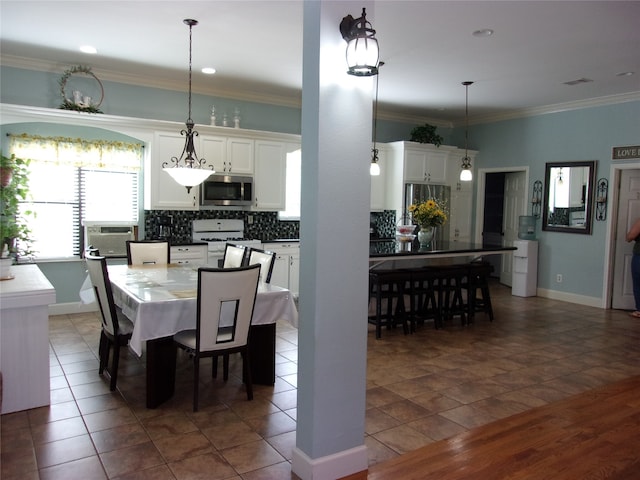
339 8 380 77
460 81 474 182
163 19 214 193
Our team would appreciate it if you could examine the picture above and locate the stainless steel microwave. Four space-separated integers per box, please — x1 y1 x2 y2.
200 174 253 206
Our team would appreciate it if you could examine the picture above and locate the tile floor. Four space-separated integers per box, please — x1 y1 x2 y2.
2 281 640 479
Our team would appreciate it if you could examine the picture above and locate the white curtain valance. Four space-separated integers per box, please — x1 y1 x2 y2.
7 133 143 171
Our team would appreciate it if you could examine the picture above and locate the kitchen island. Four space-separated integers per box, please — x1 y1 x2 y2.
0 264 56 413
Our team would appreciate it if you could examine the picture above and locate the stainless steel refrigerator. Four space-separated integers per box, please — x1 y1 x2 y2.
404 183 451 244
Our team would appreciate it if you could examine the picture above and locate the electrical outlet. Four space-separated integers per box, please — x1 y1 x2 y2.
247 215 254 225
556 274 563 283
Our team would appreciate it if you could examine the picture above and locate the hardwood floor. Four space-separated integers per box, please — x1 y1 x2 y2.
367 375 640 479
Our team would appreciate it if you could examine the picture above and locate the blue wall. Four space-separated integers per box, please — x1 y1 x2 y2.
2 65 639 305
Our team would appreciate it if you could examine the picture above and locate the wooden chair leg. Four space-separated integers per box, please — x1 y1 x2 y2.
193 357 200 412
110 342 120 391
242 350 253 401
223 354 230 381
98 331 109 374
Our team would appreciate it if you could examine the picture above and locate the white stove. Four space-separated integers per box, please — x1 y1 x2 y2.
192 219 262 266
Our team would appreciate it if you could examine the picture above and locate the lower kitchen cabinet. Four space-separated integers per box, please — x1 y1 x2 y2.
263 242 299 296
170 244 208 265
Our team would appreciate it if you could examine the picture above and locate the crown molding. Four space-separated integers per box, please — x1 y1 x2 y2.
0 54 303 109
462 91 640 127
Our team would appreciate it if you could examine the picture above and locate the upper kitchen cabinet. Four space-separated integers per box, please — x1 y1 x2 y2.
200 135 227 173
253 140 294 210
389 141 453 184
145 131 200 210
226 137 254 174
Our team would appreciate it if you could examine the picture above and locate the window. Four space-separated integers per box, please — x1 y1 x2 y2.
8 134 142 259
278 149 301 220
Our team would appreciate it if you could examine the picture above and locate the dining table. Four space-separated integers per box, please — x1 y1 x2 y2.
107 263 298 408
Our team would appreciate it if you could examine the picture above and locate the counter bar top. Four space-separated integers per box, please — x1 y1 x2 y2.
370 240 516 262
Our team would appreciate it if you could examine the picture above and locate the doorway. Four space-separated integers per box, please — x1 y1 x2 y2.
475 167 529 287
608 167 640 309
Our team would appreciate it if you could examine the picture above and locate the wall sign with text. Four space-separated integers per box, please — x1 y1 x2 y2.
612 145 640 160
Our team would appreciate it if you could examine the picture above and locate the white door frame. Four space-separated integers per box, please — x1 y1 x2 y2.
603 161 640 308
474 166 530 244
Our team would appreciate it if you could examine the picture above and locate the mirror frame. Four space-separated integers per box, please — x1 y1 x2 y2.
542 160 596 235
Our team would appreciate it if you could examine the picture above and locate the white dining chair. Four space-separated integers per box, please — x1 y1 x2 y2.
126 240 170 265
247 247 276 284
85 255 134 391
222 243 246 268
173 264 261 411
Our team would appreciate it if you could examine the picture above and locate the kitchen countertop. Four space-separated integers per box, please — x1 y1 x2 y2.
370 239 516 261
263 239 300 243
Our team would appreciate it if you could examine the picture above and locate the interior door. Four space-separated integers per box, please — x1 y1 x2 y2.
612 169 640 309
500 171 527 286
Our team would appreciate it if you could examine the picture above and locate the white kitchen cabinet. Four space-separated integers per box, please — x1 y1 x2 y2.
254 140 288 210
370 145 387 211
200 135 227 173
170 244 207 265
226 137 254 174
146 131 199 210
449 187 473 243
263 242 299 296
399 143 448 184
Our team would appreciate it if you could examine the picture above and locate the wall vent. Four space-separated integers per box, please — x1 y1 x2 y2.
563 78 594 86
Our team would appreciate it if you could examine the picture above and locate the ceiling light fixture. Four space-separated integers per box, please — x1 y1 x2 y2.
163 19 214 193
201 67 216 75
370 61 385 176
79 45 97 54
460 81 474 182
339 7 380 77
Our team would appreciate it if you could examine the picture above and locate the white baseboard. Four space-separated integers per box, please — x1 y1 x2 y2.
292 445 368 480
535 288 604 308
49 301 97 316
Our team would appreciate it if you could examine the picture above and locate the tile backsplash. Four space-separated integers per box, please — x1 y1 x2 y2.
144 210 299 244
145 210 396 244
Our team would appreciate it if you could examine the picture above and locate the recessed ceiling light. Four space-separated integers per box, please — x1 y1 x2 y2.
201 67 216 75
79 45 97 54
616 71 634 77
472 29 494 37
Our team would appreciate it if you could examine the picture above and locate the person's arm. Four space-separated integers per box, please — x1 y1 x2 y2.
626 219 640 242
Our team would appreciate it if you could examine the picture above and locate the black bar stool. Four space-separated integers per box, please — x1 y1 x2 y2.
406 267 441 330
368 270 411 339
465 261 495 322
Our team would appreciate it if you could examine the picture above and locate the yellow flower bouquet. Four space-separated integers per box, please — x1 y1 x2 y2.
408 198 448 227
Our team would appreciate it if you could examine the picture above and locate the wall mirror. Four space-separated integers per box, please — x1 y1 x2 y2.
542 160 596 234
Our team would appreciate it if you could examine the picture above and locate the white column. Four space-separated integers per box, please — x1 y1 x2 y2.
292 1 373 479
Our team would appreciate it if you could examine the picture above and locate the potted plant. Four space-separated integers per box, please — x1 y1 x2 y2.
410 123 444 147
0 153 14 187
0 153 34 259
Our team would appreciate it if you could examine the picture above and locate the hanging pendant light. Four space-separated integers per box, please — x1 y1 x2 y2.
460 81 474 182
370 61 385 176
339 8 380 77
163 19 214 193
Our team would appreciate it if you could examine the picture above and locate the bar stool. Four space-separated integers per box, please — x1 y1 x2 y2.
407 267 441 330
465 261 495 322
434 264 470 326
368 269 411 339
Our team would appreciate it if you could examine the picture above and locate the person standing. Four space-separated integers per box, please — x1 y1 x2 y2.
625 218 640 318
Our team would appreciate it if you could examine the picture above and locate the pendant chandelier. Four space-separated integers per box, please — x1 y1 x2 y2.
370 61 385 176
460 81 474 182
339 7 380 77
163 19 214 193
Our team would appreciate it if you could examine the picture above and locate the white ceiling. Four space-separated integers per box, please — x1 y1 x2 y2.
1 1 639 125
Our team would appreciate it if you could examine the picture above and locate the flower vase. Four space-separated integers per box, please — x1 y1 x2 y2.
418 226 435 248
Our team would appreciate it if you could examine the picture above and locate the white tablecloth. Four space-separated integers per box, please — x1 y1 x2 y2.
107 264 298 356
